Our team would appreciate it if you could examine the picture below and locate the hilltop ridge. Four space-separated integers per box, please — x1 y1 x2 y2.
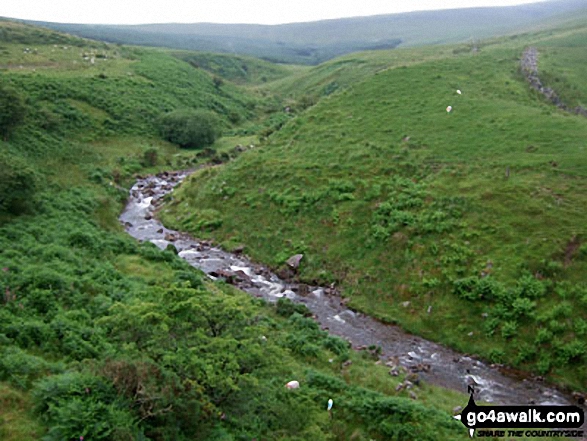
12 0 587 64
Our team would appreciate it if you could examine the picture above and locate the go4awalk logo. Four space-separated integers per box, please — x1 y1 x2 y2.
454 392 585 438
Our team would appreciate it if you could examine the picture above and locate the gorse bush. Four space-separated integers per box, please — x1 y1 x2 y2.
158 109 222 149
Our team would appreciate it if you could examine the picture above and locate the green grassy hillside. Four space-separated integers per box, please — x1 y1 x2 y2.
264 45 460 101
161 20 587 392
0 19 487 441
172 51 299 85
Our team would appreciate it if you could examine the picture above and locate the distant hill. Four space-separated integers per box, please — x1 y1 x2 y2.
11 0 587 64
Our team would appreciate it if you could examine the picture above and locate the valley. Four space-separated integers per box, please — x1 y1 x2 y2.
1 9 587 440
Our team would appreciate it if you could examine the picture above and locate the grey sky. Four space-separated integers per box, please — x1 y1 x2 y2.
2 0 546 25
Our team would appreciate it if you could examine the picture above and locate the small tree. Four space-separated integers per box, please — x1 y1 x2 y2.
0 83 27 140
158 109 222 149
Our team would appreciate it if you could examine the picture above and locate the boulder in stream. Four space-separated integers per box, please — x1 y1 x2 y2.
286 254 303 270
296 284 310 296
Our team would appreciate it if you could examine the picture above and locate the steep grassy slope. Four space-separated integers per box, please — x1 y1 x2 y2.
18 0 587 64
0 20 485 441
162 22 587 392
264 45 462 100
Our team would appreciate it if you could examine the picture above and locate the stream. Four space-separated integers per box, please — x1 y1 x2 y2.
120 170 583 413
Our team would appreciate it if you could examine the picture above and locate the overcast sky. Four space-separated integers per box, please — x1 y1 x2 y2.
1 0 546 25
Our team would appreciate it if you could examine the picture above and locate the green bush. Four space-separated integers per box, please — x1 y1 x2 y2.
348 393 462 441
285 333 320 357
142 147 159 167
174 270 204 289
514 275 546 299
453 277 504 302
0 82 27 139
0 347 64 389
0 151 38 214
322 335 350 357
556 339 587 364
32 372 139 441
275 298 312 317
158 109 222 148
453 277 480 301
3 318 54 350
501 321 518 339
511 297 536 319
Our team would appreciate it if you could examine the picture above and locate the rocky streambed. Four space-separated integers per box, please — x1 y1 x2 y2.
120 170 583 411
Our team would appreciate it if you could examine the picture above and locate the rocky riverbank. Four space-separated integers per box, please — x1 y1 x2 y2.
120 170 585 413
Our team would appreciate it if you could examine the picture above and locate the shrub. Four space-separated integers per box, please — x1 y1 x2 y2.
0 151 38 214
574 318 587 336
515 275 546 299
158 109 222 149
349 393 461 441
138 241 176 262
32 372 139 441
323 335 350 357
535 328 553 345
174 270 204 289
68 229 101 252
514 343 537 365
475 278 505 301
288 313 322 335
453 277 479 301
142 147 159 167
453 277 505 302
537 354 552 375
306 370 349 392
0 83 27 139
488 349 506 364
275 298 312 317
556 339 587 364
511 297 536 319
0 346 64 389
3 318 54 349
501 321 518 339
285 334 320 357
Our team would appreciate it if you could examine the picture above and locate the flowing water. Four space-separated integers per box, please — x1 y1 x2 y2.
120 170 583 412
